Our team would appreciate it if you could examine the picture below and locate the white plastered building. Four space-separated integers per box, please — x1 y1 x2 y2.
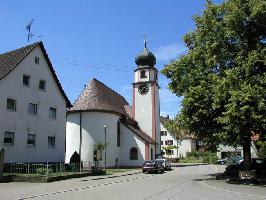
65 42 161 167
0 42 71 163
160 116 196 158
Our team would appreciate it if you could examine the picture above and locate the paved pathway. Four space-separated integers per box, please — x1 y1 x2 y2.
0 165 265 200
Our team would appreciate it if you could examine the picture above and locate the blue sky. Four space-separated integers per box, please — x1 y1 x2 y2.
0 0 222 118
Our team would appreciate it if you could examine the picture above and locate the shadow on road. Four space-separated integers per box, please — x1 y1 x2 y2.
193 173 266 187
172 163 208 168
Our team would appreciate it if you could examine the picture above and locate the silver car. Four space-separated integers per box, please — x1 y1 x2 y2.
156 159 171 170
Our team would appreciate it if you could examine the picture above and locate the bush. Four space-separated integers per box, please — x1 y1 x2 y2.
180 151 218 164
36 168 53 175
70 151 81 164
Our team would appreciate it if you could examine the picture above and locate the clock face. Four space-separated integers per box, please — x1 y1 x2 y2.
138 84 149 95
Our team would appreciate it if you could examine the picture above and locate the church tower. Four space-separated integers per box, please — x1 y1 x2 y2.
132 41 161 158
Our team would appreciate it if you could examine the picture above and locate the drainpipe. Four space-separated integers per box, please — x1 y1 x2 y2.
79 112 82 159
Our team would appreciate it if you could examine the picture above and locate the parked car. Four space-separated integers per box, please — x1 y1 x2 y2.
156 159 171 170
216 158 228 165
225 158 266 175
142 160 164 174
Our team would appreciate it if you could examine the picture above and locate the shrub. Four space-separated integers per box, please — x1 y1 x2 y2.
36 168 53 175
70 151 81 164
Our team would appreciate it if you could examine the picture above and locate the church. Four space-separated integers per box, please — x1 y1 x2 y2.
65 42 161 167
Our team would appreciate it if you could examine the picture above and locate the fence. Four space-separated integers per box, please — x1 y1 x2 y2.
3 161 97 175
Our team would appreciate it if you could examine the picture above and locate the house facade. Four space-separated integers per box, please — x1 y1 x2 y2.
160 116 196 158
65 42 160 167
0 42 71 163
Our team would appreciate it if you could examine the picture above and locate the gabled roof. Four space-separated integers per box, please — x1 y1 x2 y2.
0 42 72 107
70 78 129 116
160 116 195 139
120 119 156 144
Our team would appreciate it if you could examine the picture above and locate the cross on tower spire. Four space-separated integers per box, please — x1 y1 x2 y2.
143 34 147 48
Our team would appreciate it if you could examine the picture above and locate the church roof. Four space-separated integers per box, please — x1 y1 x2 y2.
70 78 129 116
135 42 156 67
121 119 156 144
0 41 72 107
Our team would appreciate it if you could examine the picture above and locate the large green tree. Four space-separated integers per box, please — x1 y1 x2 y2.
162 0 266 169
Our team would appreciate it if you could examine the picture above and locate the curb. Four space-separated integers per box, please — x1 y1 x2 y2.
90 171 142 181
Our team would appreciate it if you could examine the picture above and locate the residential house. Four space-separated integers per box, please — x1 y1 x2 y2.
0 42 71 163
160 116 196 158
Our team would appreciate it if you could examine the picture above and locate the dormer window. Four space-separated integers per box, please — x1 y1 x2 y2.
140 70 147 79
35 56 40 64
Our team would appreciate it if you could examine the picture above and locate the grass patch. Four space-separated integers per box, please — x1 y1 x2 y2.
106 168 140 175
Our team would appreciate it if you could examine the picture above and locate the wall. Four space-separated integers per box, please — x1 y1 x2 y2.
66 112 120 167
160 123 178 158
119 124 145 166
178 139 196 158
134 82 153 137
0 46 67 163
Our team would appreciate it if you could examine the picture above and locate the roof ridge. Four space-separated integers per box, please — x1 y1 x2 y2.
0 41 40 56
90 78 128 104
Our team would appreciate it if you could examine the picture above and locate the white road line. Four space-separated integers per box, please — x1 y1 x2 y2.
200 181 266 200
18 174 155 200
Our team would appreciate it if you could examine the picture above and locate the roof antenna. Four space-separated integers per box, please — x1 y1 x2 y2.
26 19 34 43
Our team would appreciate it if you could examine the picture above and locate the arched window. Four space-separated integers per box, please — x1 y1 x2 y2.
130 147 138 160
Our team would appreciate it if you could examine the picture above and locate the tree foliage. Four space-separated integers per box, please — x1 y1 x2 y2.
162 0 266 168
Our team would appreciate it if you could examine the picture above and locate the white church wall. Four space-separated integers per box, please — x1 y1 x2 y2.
65 113 81 163
135 83 153 138
66 112 120 167
0 46 66 163
120 124 145 166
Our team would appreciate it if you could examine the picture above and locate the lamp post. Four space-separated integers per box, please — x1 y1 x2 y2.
104 125 107 173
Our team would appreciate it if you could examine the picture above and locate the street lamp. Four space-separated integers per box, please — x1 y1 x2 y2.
104 125 107 173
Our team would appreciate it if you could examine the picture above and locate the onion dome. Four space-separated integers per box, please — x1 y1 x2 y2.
135 41 156 67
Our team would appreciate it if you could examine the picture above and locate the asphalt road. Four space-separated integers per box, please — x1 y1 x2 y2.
1 164 265 200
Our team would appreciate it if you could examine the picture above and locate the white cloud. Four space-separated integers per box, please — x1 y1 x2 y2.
154 43 186 62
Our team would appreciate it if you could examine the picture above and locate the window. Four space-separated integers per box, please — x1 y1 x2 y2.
23 75 30 86
166 149 174 155
160 141 163 145
165 140 173 145
4 131 14 144
39 80 46 91
117 121 120 147
48 136 55 148
28 103 37 115
140 70 147 78
130 147 138 160
27 134 36 146
35 56 40 64
7 98 16 111
160 131 167 136
49 107 56 119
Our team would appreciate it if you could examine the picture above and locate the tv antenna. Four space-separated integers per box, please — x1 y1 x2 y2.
26 19 34 43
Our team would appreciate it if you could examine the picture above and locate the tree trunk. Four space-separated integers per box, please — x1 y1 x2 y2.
242 135 251 170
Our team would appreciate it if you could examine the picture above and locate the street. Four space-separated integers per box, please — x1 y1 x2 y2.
0 165 265 200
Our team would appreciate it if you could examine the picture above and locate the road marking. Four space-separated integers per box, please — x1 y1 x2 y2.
18 174 157 200
200 181 266 200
